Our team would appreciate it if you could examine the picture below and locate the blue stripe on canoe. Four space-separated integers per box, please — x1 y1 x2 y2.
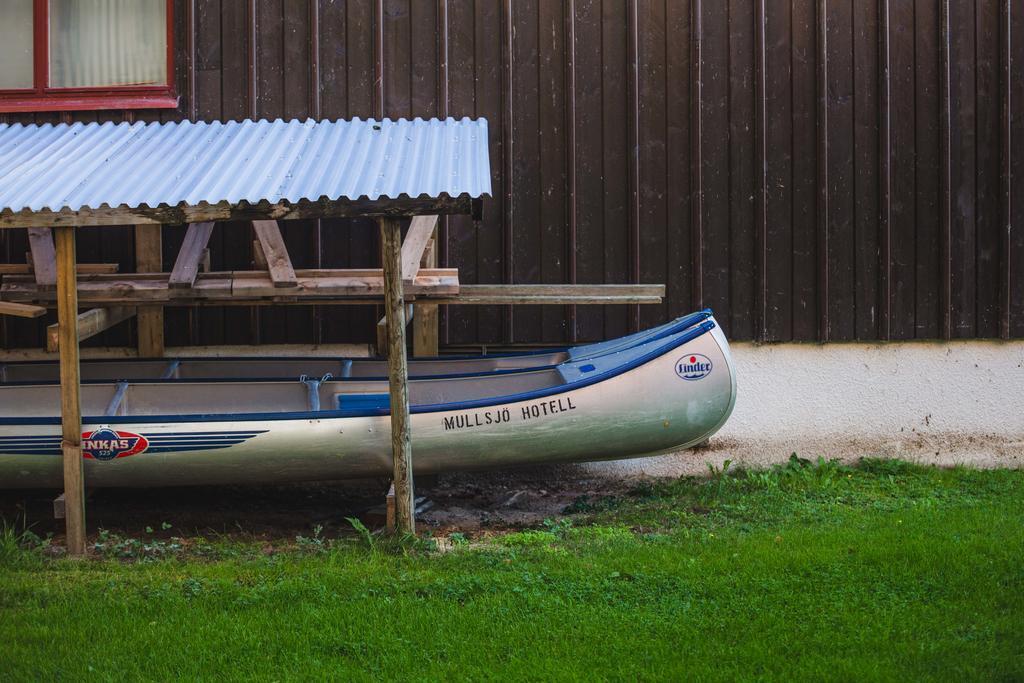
149 436 268 440
0 432 264 438
0 430 266 455
0 436 62 441
146 445 242 453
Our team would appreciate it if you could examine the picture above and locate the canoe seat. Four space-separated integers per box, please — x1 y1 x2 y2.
336 393 391 417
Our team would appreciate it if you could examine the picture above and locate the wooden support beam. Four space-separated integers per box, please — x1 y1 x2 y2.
252 220 297 287
400 215 438 286
376 305 412 357
411 216 440 357
0 300 46 318
424 284 665 305
380 217 415 535
0 263 119 276
134 225 164 358
1 269 460 304
27 227 57 288
252 239 268 270
54 226 86 556
412 303 439 356
46 307 136 352
169 222 215 289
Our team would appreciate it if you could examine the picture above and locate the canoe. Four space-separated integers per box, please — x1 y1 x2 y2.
0 317 736 488
0 310 713 383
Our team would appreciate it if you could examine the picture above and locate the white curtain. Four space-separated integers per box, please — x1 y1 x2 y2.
49 0 167 88
0 0 34 89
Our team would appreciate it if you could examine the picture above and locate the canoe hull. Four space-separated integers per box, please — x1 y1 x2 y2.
0 325 735 488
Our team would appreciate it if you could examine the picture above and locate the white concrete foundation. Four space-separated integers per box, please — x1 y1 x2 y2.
590 340 1024 476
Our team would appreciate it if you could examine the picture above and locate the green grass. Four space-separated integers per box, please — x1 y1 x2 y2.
1 457 1022 681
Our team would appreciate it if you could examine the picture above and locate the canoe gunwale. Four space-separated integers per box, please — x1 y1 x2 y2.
0 320 719 427
0 310 715 387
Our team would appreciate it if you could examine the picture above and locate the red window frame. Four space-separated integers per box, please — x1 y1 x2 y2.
0 0 177 113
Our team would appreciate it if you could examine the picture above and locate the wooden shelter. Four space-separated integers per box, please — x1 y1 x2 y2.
0 117 665 554
0 117 494 551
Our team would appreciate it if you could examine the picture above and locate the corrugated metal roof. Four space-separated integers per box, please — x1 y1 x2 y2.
0 117 491 217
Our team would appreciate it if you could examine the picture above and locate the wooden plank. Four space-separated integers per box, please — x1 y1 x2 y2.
0 263 119 276
0 269 461 304
54 226 86 557
435 284 664 298
400 215 438 285
134 225 164 358
252 220 298 287
0 196 478 229
27 227 57 288
1 278 662 306
428 295 663 305
169 222 215 288
0 300 46 318
46 307 137 352
252 239 268 270
0 343 373 362
380 217 415 535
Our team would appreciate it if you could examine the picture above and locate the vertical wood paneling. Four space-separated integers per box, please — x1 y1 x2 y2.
975 0 1000 338
853 0 879 339
938 0 954 340
665 0 693 326
815 0 830 340
727 0 756 340
637 0 668 331
689 0 704 312
753 0 768 341
698 0 730 331
791 0 819 340
1009 0 1024 338
537 0 568 342
763 0 793 342
878 0 893 340
501 0 514 340
916 0 942 338
948 0 977 338
4 0 1024 352
441 0 477 345
509 0 542 343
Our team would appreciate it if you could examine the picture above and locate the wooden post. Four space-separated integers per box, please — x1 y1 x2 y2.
54 227 86 556
411 218 440 357
379 217 415 534
412 303 439 356
134 225 164 357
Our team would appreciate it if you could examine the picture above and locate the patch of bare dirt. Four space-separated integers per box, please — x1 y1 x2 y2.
0 464 637 544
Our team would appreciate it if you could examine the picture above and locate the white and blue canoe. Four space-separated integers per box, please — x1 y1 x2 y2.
0 315 736 488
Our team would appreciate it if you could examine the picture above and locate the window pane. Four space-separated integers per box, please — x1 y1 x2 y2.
0 0 34 90
49 0 167 88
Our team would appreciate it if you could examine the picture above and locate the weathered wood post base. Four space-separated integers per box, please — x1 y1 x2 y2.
54 227 86 556
379 218 415 534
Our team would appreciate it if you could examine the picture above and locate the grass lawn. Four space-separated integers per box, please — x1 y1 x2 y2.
1 457 1022 681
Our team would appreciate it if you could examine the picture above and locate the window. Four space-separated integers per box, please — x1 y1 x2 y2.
0 0 176 113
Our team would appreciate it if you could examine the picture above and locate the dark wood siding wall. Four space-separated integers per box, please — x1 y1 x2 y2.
2 0 1022 349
